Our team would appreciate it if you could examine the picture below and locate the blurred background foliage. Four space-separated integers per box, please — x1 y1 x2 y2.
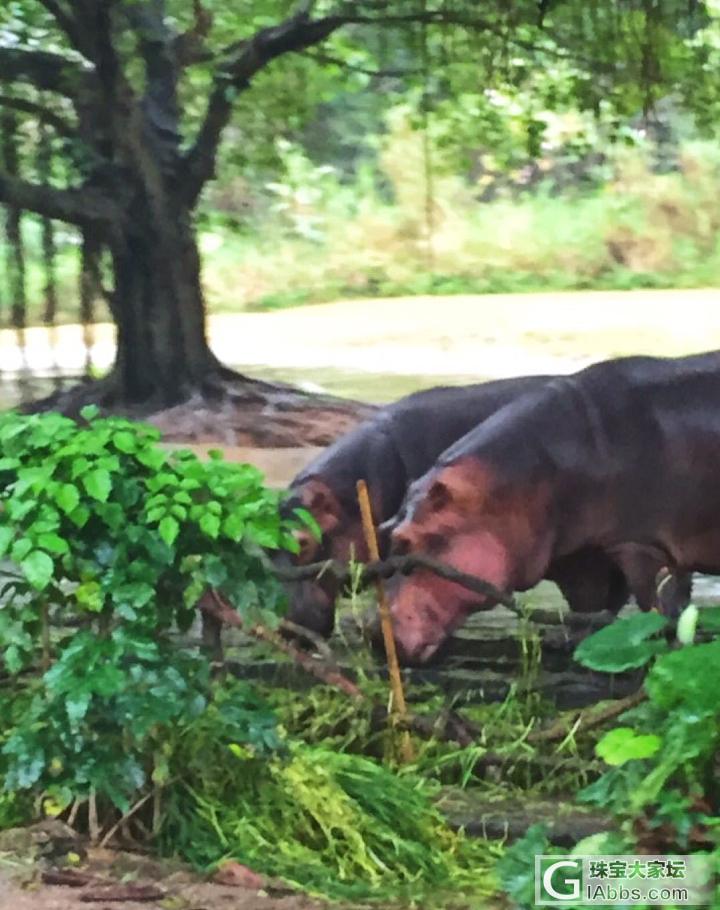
3 0 720 320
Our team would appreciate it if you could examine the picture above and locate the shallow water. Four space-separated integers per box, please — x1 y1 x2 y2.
0 364 479 411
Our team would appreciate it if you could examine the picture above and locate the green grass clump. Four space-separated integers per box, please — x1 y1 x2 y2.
160 740 498 903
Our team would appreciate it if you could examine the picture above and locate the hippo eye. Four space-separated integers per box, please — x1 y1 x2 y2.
427 480 452 512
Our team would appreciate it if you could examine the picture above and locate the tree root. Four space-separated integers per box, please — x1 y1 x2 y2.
22 368 376 447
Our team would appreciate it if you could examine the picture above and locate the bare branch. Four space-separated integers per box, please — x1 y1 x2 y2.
36 0 91 58
0 172 121 229
174 0 213 67
182 10 342 206
0 46 93 98
0 94 78 138
302 49 420 78
274 552 516 610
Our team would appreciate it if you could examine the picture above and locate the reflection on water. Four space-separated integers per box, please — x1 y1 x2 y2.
0 365 481 410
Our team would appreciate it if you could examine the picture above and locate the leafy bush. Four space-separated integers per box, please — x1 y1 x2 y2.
0 408 301 813
575 610 720 849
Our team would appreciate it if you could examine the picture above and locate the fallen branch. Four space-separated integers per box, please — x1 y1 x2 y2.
273 553 516 609
79 883 165 903
200 591 363 700
528 688 647 744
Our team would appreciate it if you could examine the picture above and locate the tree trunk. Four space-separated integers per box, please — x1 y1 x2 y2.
27 191 376 446
109 202 217 407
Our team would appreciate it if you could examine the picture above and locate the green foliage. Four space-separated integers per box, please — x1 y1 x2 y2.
577 624 720 847
573 611 669 672
0 409 301 810
202 137 720 314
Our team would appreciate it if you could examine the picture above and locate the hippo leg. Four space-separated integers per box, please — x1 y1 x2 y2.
609 543 684 614
656 569 693 618
547 548 629 614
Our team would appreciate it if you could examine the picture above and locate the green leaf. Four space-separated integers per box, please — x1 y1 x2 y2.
0 526 15 557
112 431 136 453
199 513 220 539
75 580 104 612
21 550 54 591
37 533 70 556
222 512 244 540
159 515 180 548
294 507 322 540
595 727 662 766
69 505 90 528
4 644 22 675
574 612 669 672
80 404 99 421
83 468 112 502
11 538 33 562
646 640 720 713
56 484 80 515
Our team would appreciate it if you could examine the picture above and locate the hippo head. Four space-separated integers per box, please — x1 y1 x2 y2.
387 459 549 665
275 478 369 639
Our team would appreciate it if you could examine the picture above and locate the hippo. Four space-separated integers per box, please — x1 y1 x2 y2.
385 353 705 664
279 377 630 637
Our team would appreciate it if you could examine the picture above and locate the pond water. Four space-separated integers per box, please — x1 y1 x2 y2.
0 364 481 411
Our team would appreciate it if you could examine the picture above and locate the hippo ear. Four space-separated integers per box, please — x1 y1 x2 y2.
427 480 453 512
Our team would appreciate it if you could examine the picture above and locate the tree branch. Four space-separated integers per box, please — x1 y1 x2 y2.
0 172 120 229
274 552 516 610
36 0 91 58
0 46 93 98
302 49 421 78
0 94 78 138
181 10 342 206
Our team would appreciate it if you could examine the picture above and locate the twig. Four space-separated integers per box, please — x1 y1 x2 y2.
87 790 99 844
79 883 165 902
99 790 155 849
200 591 363 700
278 619 333 658
357 480 414 764
528 688 647 744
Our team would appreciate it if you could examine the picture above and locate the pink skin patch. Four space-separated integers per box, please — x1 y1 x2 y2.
390 529 510 665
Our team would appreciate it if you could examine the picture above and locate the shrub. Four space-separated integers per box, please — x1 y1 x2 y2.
0 408 301 814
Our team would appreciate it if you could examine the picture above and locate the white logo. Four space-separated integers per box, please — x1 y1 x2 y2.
543 859 582 901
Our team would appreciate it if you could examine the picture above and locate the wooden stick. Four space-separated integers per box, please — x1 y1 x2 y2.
528 688 647 744
356 480 414 763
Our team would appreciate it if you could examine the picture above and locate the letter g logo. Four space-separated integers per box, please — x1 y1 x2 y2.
543 860 581 900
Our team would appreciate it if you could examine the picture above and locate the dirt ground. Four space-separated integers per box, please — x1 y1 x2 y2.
0 839 332 910
0 875 326 910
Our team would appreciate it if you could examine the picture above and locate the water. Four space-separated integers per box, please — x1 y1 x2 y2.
0 365 480 410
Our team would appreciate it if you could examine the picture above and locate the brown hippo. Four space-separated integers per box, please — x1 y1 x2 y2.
279 377 630 637
385 353 704 664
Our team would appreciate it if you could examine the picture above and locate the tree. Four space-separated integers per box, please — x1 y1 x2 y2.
0 1 714 413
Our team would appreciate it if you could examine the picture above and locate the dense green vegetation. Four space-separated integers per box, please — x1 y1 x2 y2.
0 413 718 907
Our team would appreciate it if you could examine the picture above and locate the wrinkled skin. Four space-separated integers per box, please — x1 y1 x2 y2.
274 377 636 639
386 354 708 665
